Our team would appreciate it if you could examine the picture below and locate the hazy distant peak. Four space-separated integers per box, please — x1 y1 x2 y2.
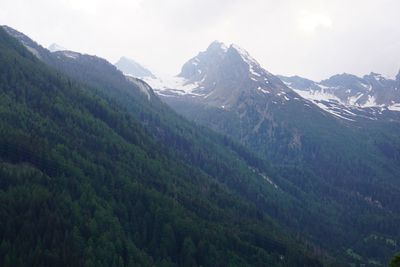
115 57 155 79
180 41 265 81
320 72 365 87
48 43 66 52
364 72 393 81
207 40 228 52
205 41 258 65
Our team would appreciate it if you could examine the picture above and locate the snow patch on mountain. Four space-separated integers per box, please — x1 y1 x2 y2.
362 95 379 107
292 87 340 103
216 41 228 52
348 93 364 106
144 74 202 97
282 73 400 121
48 43 66 52
25 46 41 59
257 86 271 94
55 50 80 59
388 104 400 111
314 101 356 121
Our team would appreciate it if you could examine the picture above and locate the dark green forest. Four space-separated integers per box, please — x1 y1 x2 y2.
1 25 399 267
390 253 400 267
0 27 328 266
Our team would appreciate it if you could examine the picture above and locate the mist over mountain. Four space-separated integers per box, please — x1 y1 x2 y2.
48 43 66 52
115 56 156 79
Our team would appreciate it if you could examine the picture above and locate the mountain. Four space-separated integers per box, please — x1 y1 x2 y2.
146 41 400 266
4 26 400 266
0 26 335 266
48 43 66 52
115 56 155 79
146 41 357 159
279 72 400 116
146 41 296 105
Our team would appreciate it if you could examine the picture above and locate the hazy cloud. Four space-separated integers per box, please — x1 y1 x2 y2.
0 0 399 80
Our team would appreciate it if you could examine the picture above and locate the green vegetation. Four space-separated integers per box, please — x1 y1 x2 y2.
390 252 400 267
0 27 326 266
163 65 400 266
2 25 399 266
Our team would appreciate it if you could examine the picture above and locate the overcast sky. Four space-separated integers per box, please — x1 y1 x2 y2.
1 0 399 80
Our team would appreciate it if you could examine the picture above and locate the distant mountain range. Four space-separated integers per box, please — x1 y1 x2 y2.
279 73 400 120
115 41 400 122
280 73 400 108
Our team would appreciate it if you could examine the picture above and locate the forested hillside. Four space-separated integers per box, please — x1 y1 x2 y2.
147 41 400 266
0 27 328 267
2 25 400 267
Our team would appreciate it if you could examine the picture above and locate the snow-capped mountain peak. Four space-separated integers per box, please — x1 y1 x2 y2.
207 40 228 52
144 41 294 109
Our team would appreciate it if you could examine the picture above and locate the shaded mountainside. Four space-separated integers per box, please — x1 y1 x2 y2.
0 27 333 266
145 41 400 266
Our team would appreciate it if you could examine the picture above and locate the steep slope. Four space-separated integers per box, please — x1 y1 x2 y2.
0 26 331 266
5 26 400 266
146 41 400 266
115 56 155 79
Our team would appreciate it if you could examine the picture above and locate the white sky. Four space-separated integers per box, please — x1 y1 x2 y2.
1 0 400 80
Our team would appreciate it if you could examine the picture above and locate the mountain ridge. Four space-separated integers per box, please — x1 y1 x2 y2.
280 71 400 111
0 25 330 267
3 26 400 266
